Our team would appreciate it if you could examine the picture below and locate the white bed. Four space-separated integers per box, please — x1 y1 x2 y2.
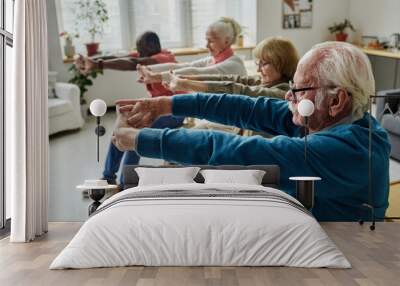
50 183 350 269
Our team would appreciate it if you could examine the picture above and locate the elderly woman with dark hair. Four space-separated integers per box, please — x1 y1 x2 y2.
75 31 185 186
112 42 390 221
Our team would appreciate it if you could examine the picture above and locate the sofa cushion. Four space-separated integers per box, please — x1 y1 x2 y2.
382 114 400 136
48 98 73 118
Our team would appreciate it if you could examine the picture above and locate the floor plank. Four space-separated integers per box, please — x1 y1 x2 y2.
1 222 400 286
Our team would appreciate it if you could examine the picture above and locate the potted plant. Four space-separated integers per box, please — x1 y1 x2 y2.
68 64 103 118
74 0 109 56
328 19 355 42
59 31 79 59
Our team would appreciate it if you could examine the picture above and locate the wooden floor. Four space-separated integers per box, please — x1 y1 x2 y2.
0 222 399 286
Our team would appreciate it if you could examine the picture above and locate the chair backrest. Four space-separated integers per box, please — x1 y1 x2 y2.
376 89 400 121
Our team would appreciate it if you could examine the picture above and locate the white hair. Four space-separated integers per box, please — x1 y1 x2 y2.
208 17 241 46
301 41 375 120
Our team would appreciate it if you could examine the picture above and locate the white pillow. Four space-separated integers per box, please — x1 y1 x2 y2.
200 169 266 185
135 167 201 186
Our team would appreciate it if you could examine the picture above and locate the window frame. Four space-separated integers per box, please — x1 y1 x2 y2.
0 0 13 235
55 0 256 57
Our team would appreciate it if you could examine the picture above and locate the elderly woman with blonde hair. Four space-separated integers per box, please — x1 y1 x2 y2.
165 37 299 100
164 37 299 133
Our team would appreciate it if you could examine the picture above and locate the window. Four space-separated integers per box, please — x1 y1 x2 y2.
55 0 256 56
1 0 14 234
129 0 191 48
191 0 257 48
56 0 124 55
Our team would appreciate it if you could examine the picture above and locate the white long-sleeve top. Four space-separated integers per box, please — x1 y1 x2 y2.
149 54 248 80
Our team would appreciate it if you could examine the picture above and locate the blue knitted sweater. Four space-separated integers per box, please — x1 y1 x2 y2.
137 93 391 221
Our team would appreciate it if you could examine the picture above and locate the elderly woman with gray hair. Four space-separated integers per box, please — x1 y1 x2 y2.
137 17 247 84
137 17 247 133
112 42 390 221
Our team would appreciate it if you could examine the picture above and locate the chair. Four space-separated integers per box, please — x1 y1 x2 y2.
48 82 84 135
376 89 400 160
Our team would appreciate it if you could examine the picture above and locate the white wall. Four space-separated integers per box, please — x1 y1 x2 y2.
349 0 400 90
349 0 400 42
257 0 351 55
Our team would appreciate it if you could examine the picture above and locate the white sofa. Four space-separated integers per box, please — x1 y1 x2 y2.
48 82 84 135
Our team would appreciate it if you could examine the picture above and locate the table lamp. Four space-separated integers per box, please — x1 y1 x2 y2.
89 99 107 162
290 99 320 210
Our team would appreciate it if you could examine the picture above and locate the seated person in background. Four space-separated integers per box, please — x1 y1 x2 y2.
112 42 390 221
75 31 167 73
78 31 184 186
137 17 247 83
136 17 247 133
165 37 299 100
165 36 298 135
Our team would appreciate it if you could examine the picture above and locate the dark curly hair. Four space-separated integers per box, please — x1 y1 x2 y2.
136 31 162 57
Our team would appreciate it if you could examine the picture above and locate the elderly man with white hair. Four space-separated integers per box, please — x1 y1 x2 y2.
112 42 390 221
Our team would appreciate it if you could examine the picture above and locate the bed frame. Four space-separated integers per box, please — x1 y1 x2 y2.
122 165 280 190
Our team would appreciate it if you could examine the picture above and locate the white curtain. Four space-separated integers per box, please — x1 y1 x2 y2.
8 0 49 242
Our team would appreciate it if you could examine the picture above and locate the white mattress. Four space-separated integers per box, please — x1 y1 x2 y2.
50 183 350 269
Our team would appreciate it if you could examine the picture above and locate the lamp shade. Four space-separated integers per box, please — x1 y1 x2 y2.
89 99 107 117
298 99 315 117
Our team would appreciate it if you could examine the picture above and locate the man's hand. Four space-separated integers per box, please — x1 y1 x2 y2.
115 97 173 128
112 128 139 151
115 104 133 129
137 64 162 84
74 55 97 75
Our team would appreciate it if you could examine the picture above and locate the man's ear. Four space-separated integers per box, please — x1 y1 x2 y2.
329 88 352 117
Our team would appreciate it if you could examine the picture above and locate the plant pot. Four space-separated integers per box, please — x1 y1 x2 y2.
86 42 99 56
335 33 348 42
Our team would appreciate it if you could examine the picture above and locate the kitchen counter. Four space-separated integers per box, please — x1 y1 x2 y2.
361 47 400 60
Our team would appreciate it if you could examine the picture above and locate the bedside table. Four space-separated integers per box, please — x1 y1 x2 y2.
289 176 321 210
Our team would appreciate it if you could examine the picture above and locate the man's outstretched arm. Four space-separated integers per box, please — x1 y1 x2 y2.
117 93 300 137
75 55 159 74
113 126 309 194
